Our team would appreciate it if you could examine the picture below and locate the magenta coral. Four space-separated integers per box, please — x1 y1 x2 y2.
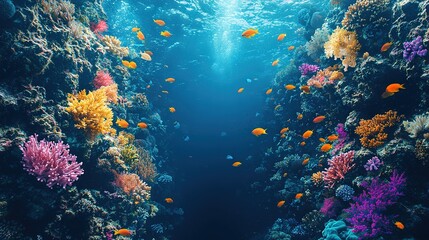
20 134 84 189
93 70 114 89
90 20 108 33
322 151 355 188
299 63 319 75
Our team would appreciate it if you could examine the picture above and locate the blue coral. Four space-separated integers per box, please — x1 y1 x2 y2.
320 219 358 240
335 185 355 201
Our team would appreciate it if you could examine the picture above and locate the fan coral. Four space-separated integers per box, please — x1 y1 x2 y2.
90 20 108 33
93 70 114 89
324 27 361 71
20 134 84 188
403 113 429 138
346 171 406 238
341 0 390 30
65 88 115 139
403 36 427 62
101 35 129 57
355 110 402 148
364 156 383 171
322 151 355 188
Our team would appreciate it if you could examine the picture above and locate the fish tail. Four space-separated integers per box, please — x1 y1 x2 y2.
401 84 405 89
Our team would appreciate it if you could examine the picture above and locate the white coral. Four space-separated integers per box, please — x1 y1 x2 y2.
403 113 429 138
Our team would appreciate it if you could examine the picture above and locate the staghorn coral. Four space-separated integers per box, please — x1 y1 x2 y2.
403 112 429 138
341 0 390 30
101 35 129 57
355 110 402 148
324 27 361 71
322 151 355 188
65 88 115 139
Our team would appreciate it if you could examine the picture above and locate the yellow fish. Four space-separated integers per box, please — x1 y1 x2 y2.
116 119 129 128
285 84 296 90
131 27 140 32
169 107 176 113
137 122 148 129
297 113 303 120
266 88 272 95
302 158 309 165
237 87 244 93
302 130 313 139
277 200 285 208
274 104 282 111
137 31 145 40
165 197 174 203
272 59 279 66
252 128 267 136
277 33 286 41
320 143 332 152
288 46 295 51
232 161 242 167
394 221 404 230
165 77 175 83
295 193 303 199
154 19 166 26
114 229 134 236
280 127 289 134
122 60 130 68
241 28 259 38
128 61 137 69
161 31 172 37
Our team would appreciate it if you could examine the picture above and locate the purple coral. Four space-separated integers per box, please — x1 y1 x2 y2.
345 171 406 239
299 63 319 75
403 36 427 62
20 134 84 189
364 156 383 171
331 123 348 155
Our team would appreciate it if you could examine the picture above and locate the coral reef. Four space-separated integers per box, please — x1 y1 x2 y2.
322 151 355 188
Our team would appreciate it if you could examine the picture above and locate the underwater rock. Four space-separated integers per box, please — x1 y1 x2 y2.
0 0 15 20
310 12 324 29
377 138 415 162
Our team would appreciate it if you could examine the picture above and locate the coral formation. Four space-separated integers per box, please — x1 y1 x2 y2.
342 0 390 31
324 27 361 71
322 151 355 188
101 35 129 57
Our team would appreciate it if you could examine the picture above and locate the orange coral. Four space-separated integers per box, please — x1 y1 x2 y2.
355 110 402 148
307 66 344 87
100 83 118 104
113 171 151 202
311 171 323 185
324 27 361 71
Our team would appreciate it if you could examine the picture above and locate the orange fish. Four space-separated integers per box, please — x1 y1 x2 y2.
165 77 175 83
116 119 129 128
122 60 130 68
161 31 172 37
327 134 338 141
114 229 134 236
300 141 306 146
272 59 279 66
285 84 296 90
169 107 176 113
128 61 137 69
386 83 405 93
320 143 332 152
297 113 303 120
319 138 326 142
302 130 313 139
295 193 303 199
232 161 242 167
137 122 148 129
313 115 326 123
131 27 140 32
288 46 295 51
302 158 309 165
242 28 259 38
162 90 169 94
280 127 289 134
137 31 145 40
237 87 244 93
252 128 267 136
266 88 273 95
277 200 285 208
300 85 310 94
394 221 404 230
277 33 286 41
380 42 393 52
154 19 166 26
165 198 174 203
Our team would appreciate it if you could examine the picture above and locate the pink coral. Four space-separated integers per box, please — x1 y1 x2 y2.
93 70 114 89
322 151 355 188
90 20 108 33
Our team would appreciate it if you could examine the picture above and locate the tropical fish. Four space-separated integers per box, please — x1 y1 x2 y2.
386 83 405 93
252 128 267 136
128 61 137 69
122 60 130 68
313 115 326 123
300 85 310 94
363 52 370 59
280 127 289 134
327 134 338 141
285 84 296 90
319 138 326 142
116 119 129 128
114 229 134 236
266 88 272 95
232 161 242 167
137 31 145 40
272 59 279 66
154 19 166 26
380 42 393 52
295 193 303 199
274 104 282 111
394 221 404 230
300 141 306 146
165 198 174 203
320 143 332 152
302 158 309 165
277 33 286 41
169 107 176 113
161 31 172 37
237 87 244 93
137 122 148 129
302 130 313 139
241 28 259 38
282 172 288 177
162 90 169 94
165 77 175 83
297 113 303 120
140 52 152 61
131 27 140 32
288 46 295 51
277 200 285 208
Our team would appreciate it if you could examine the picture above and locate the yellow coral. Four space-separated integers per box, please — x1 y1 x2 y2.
101 35 129 57
311 171 323 185
324 27 361 71
65 88 115 139
355 110 402 148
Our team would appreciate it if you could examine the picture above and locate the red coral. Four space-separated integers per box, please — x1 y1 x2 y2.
322 151 355 188
90 20 108 33
93 70 114 89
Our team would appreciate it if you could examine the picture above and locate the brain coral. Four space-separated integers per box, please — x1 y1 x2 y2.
324 27 361 71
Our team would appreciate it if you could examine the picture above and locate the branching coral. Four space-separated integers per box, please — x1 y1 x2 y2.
341 0 390 30
306 25 330 60
307 65 344 88
311 171 323 185
403 112 429 138
355 110 402 148
324 27 361 71
113 171 151 203
322 151 355 188
101 35 129 57
65 88 115 139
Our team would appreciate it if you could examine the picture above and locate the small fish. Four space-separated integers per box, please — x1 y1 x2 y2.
122 60 130 68
226 155 234 160
285 84 296 90
241 28 259 38
386 83 405 93
300 141 306 146
165 77 175 83
300 85 310 94
232 161 242 167
297 113 303 120
302 130 313 139
116 119 129 128
295 193 303 199
288 46 295 51
140 51 152 61
154 19 166 26
274 104 282 111
277 33 286 41
327 134 338 141
313 115 326 123
114 229 134 236
161 31 172 37
165 198 174 203
237 87 244 93
137 122 148 129
302 158 309 165
277 200 285 208
381 42 393 52
162 90 169 94
282 172 288 177
131 27 140 32
137 31 145 40
272 59 279 66
394 221 404 230
319 138 326 142
266 88 273 95
320 143 332 152
280 127 289 134
252 128 267 136
128 61 137 69
169 107 176 113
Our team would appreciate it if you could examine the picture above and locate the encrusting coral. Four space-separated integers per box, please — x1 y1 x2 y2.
342 0 390 31
324 27 361 71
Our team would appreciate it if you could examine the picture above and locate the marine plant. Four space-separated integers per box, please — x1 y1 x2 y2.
324 27 361 71
322 151 355 188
